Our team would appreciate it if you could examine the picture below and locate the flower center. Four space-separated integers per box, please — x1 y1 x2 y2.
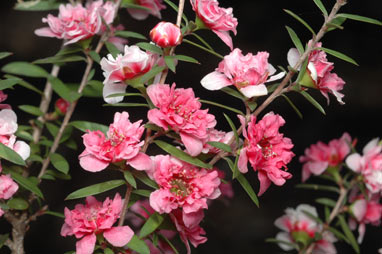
258 137 277 160
170 174 193 198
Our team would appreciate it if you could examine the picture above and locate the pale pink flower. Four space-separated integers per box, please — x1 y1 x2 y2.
100 45 157 104
0 109 18 136
149 155 221 215
275 204 337 254
346 138 382 193
201 49 285 98
202 129 234 154
61 193 134 254
300 133 352 182
190 0 237 49
127 0 166 20
150 22 182 48
238 113 294 196
0 174 19 200
35 0 116 45
79 112 151 172
147 83 217 156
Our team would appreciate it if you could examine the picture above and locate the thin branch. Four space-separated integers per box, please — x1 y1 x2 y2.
118 184 133 226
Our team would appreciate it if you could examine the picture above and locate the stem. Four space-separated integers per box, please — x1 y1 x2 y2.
118 184 133 226
183 39 224 59
3 212 27 254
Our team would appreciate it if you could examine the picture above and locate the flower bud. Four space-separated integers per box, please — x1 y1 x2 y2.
150 21 182 48
55 98 70 115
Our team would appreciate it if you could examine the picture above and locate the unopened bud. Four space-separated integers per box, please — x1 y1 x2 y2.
150 21 182 48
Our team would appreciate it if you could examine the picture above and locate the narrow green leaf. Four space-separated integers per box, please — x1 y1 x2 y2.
285 26 304 54
115 31 147 40
327 226 350 244
48 76 81 102
88 51 101 64
281 94 303 119
136 42 163 55
295 56 309 83
324 206 331 223
7 198 29 210
106 92 144 98
18 105 43 116
70 121 109 134
223 157 239 179
183 39 224 59
126 235 150 254
0 143 26 166
154 140 212 169
2 62 49 78
284 9 316 35
50 153 69 174
190 33 213 50
317 47 358 66
313 0 328 16
105 41 121 58
221 87 245 100
33 55 85 64
103 103 150 108
337 13 382 26
44 169 71 180
0 52 12 60
247 101 257 112
327 17 347 32
124 171 137 189
104 248 114 254
132 171 158 189
173 55 199 64
164 56 176 73
199 99 244 115
4 75 43 94
223 113 239 146
0 234 9 248
301 210 323 224
8 171 44 199
121 2 151 11
300 90 326 115
140 212 164 238
0 78 20 90
132 189 151 197
140 66 165 83
65 180 125 200
338 215 360 253
207 141 232 153
265 238 298 249
315 198 336 207
158 233 179 254
14 0 60 11
236 173 259 207
296 184 339 193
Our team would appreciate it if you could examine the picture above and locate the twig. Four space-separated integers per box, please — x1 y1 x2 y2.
118 184 133 226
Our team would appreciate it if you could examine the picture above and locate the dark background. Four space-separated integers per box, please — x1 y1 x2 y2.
0 0 381 253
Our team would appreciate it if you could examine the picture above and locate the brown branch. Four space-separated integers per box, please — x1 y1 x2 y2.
118 184 133 226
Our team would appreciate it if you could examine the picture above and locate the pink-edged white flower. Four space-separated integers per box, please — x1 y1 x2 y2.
190 0 237 50
35 0 116 45
149 155 221 215
201 49 284 98
346 138 382 193
147 83 217 156
300 133 352 182
127 0 166 20
202 129 234 154
0 174 19 200
150 22 182 48
287 42 345 104
100 45 157 104
79 111 151 172
0 109 18 136
0 135 31 161
275 204 337 254
238 113 294 196
61 193 134 254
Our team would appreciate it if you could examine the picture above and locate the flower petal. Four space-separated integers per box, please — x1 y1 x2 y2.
103 81 127 104
127 152 153 171
345 153 362 173
13 141 30 160
104 226 134 247
239 84 268 98
79 151 109 172
76 234 96 254
212 30 233 50
287 48 300 69
180 132 203 157
200 71 232 91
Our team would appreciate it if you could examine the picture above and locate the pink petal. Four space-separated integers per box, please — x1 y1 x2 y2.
79 151 109 172
200 71 232 91
357 223 366 244
104 226 134 247
287 48 300 68
238 148 249 173
258 170 271 196
13 141 30 160
213 30 233 50
76 234 96 254
127 152 153 171
239 84 268 98
353 199 367 222
34 27 57 38
345 153 362 173
180 132 203 157
103 81 127 104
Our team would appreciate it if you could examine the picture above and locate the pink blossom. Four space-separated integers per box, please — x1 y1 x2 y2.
100 45 157 104
127 0 166 20
79 112 151 172
190 0 237 49
0 109 18 136
149 155 221 215
147 83 217 156
202 129 234 154
61 193 134 254
275 204 337 254
346 138 382 193
300 133 352 182
238 113 294 196
0 174 19 200
0 91 11 110
216 170 234 200
150 22 182 48
35 0 116 45
201 49 285 98
106 24 129 52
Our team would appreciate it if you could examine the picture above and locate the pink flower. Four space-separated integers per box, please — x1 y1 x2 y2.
55 98 70 115
0 135 31 161
0 91 11 110
190 0 237 49
127 0 166 20
150 22 182 48
300 133 352 182
202 129 234 154
147 83 217 156
0 109 18 136
106 24 129 52
275 204 337 254
0 174 19 200
238 113 294 196
35 0 116 45
79 111 151 172
61 193 134 254
346 138 382 193
201 49 285 98
100 45 157 104
149 155 221 215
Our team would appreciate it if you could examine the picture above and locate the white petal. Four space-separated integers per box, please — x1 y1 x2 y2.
345 153 362 173
200 71 232 90
267 71 286 83
239 84 268 98
275 232 294 251
103 82 127 104
268 63 277 75
13 141 30 160
307 62 318 82
287 48 300 69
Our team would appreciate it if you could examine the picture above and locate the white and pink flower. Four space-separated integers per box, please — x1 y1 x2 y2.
150 21 182 48
127 0 166 20
0 174 19 200
201 49 284 98
238 113 294 196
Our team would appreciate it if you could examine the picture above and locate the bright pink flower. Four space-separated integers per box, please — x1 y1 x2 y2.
61 193 134 254
202 129 234 154
147 83 217 156
0 174 19 200
0 91 11 110
346 138 382 193
275 204 337 254
0 109 18 136
150 22 182 48
300 133 352 182
238 113 294 196
100 45 157 104
55 98 70 115
190 0 237 49
79 112 151 172
35 0 116 45
217 170 234 199
201 49 284 98
127 0 166 20
149 155 221 215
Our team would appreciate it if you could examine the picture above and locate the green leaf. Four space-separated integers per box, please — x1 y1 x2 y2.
236 173 259 207
284 9 316 35
0 143 26 166
34 55 85 64
296 184 339 193
45 122 59 137
0 52 12 60
300 90 326 115
301 209 323 224
48 76 81 102
132 171 158 189
223 113 239 147
70 120 109 134
199 99 244 115
132 189 151 197
317 47 358 66
327 226 350 244
0 78 21 90
327 17 347 32
247 101 257 112
65 180 125 200
173 55 199 64
2 62 49 78
105 41 121 58
207 141 232 153
154 140 212 169
315 198 337 207
265 237 298 249
221 87 245 100
18 105 43 116
136 42 163 55
115 31 147 40
281 94 303 119
50 153 69 174
104 248 114 254
124 171 137 189
121 2 151 11
223 157 239 179
140 212 164 238
7 198 29 210
4 75 43 94
164 56 176 73
8 171 44 199
313 0 328 16
285 26 304 54
158 233 179 254
337 13 382 26
338 215 360 253
126 235 150 254
105 92 144 99
103 103 150 108
0 234 9 248
295 57 309 83
14 0 60 11
190 33 213 50
139 66 165 84
88 51 101 64
43 169 71 180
